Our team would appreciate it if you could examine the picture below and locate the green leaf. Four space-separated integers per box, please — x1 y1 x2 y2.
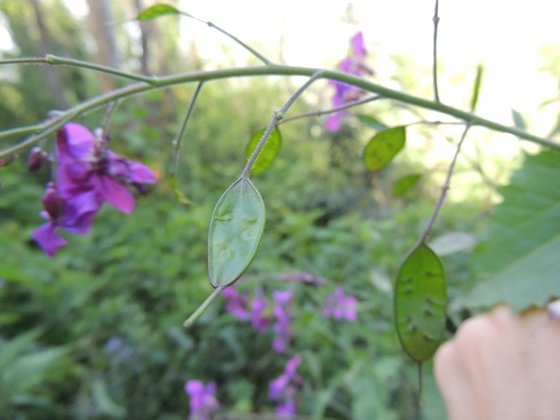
467 150 560 310
511 109 526 130
92 377 126 418
137 4 180 21
393 174 421 197
394 242 447 363
356 114 389 131
208 177 265 287
363 126 406 171
469 64 484 111
245 127 282 176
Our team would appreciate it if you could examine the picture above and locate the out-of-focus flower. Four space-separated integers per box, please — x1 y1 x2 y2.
32 123 156 256
185 380 219 420
548 299 560 321
104 336 134 362
278 272 326 287
250 287 269 332
269 354 302 418
272 290 294 353
323 287 358 321
326 31 374 132
222 287 251 321
32 182 99 257
27 146 49 172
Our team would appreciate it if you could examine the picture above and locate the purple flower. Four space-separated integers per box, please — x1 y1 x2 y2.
250 287 269 332
32 182 99 257
222 287 251 321
327 31 374 132
27 146 49 172
269 354 302 418
272 290 294 353
56 123 156 214
185 380 219 420
32 123 156 256
323 287 358 321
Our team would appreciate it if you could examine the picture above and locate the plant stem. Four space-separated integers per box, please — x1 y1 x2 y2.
279 94 382 125
180 12 271 65
1 65 558 160
167 82 204 178
241 71 323 178
0 55 157 84
183 285 225 328
432 0 441 102
417 123 471 245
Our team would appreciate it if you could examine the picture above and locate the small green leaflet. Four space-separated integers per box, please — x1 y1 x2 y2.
393 174 421 197
208 177 265 287
245 127 282 176
469 64 484 112
137 4 180 21
363 126 406 171
394 242 447 363
512 109 527 130
356 114 389 131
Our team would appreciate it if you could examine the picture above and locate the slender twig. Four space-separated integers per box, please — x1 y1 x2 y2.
167 82 204 178
180 12 272 65
183 285 224 328
0 55 157 84
278 94 382 125
101 100 120 134
432 0 441 102
1 65 558 160
241 71 324 178
417 123 471 245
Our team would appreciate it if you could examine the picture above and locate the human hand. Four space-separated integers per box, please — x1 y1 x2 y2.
434 303 560 420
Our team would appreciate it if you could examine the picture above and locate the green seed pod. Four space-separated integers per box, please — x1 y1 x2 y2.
394 242 447 363
208 177 265 288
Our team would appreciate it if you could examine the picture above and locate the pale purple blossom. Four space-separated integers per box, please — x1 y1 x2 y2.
250 287 269 332
326 31 374 132
272 290 294 353
185 380 219 420
222 287 251 321
323 287 358 321
548 299 560 321
269 354 302 418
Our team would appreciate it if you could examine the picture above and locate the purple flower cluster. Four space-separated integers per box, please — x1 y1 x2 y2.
326 31 374 132
31 123 156 256
222 286 295 353
185 380 220 420
323 287 359 321
269 354 302 418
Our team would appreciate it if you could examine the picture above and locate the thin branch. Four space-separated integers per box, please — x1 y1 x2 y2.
180 12 272 65
417 123 471 246
101 100 120 134
241 71 323 178
167 82 204 179
278 94 382 125
0 55 158 84
183 285 224 328
1 65 558 160
432 0 441 102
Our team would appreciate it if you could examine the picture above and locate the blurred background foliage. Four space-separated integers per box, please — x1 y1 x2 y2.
0 0 559 419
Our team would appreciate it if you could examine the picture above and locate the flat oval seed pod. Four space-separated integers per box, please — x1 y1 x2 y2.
363 126 406 171
394 242 447 363
208 177 265 287
245 127 283 176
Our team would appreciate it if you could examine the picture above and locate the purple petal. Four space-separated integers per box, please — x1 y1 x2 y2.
57 123 95 160
350 32 366 58
95 175 135 214
32 223 67 257
128 161 157 184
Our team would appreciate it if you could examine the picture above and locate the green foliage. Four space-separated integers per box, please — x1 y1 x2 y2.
468 150 560 310
245 126 283 176
208 177 266 287
363 126 406 171
393 174 422 197
137 4 180 21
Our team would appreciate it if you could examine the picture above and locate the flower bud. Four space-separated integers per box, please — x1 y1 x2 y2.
27 147 48 172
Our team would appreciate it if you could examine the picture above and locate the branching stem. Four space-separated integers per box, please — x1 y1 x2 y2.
417 123 471 245
0 65 557 160
432 0 441 102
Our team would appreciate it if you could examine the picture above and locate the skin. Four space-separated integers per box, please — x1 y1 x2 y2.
434 304 560 420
